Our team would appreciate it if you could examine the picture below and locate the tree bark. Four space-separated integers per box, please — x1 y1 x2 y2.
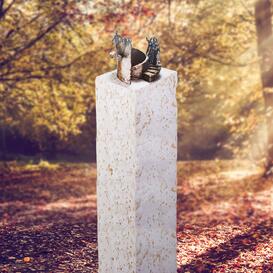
1 126 7 160
255 0 273 174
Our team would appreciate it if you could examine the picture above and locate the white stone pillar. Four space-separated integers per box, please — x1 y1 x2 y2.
96 68 177 273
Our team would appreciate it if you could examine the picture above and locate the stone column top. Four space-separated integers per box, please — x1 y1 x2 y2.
96 67 177 91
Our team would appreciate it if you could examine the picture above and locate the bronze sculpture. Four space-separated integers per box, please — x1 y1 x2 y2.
110 33 161 84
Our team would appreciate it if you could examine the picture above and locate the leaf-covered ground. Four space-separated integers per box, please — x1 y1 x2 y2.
0 160 272 273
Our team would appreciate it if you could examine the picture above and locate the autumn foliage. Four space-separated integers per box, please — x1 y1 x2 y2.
0 0 270 166
1 1 273 272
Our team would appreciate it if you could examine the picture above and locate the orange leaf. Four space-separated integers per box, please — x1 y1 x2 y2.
23 257 31 263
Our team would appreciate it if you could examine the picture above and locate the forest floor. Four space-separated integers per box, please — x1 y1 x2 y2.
0 160 272 273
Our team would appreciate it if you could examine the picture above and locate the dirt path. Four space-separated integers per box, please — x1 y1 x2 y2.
0 161 272 272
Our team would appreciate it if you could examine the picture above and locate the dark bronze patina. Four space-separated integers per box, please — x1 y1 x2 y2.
110 33 161 84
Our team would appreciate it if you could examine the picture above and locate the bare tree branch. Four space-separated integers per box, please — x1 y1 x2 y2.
0 51 94 83
0 0 16 20
0 0 4 13
0 14 66 69
239 0 254 17
5 12 44 39
202 54 258 67
0 74 47 82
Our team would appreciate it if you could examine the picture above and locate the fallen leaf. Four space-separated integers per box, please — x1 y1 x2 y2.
23 257 31 263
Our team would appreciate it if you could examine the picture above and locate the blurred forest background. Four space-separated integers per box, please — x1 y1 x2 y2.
2 1 273 272
0 0 271 165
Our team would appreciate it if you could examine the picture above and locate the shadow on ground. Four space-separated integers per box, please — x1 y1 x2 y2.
0 165 98 273
0 161 273 272
178 219 273 273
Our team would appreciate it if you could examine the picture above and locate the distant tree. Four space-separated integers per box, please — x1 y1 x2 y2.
0 0 161 158
0 0 268 162
157 0 259 159
255 0 273 174
0 0 96 156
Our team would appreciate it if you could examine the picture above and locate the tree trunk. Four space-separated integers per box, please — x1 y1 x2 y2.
255 0 273 174
0 126 7 160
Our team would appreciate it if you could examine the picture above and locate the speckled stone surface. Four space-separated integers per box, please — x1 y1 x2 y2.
96 68 177 273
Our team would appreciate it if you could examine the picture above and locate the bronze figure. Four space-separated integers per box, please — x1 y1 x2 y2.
110 33 161 84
